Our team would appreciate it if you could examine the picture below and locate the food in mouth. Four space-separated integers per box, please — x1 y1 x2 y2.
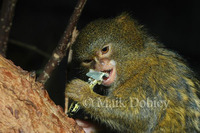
101 67 116 86
102 69 112 80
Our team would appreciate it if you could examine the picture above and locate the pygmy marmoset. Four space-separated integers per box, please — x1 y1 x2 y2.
65 13 200 133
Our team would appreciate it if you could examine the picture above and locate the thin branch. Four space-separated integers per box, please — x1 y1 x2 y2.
0 0 18 57
37 0 87 84
65 37 77 113
9 39 50 58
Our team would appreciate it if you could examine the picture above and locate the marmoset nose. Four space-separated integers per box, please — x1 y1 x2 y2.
94 57 106 71
94 57 105 66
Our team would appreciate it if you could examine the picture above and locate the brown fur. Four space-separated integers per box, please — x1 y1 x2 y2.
66 13 200 132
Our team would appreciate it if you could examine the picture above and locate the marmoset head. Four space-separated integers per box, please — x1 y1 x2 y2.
72 13 147 86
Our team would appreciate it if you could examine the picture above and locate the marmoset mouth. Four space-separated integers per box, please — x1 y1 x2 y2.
102 69 112 80
101 67 116 86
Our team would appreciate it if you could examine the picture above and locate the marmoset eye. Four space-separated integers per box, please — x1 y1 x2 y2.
101 46 109 54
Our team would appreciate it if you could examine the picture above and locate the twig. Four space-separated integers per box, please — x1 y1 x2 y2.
37 0 87 84
64 31 78 113
9 39 50 58
0 0 18 57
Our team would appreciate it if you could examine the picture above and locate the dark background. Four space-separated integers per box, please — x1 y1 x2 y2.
1 0 200 107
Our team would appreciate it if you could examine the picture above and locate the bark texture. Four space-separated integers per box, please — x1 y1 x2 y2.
0 55 84 133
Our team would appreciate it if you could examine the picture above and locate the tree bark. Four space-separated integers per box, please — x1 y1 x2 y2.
0 55 84 133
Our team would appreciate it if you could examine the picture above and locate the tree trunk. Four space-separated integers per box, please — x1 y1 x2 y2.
0 55 84 133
